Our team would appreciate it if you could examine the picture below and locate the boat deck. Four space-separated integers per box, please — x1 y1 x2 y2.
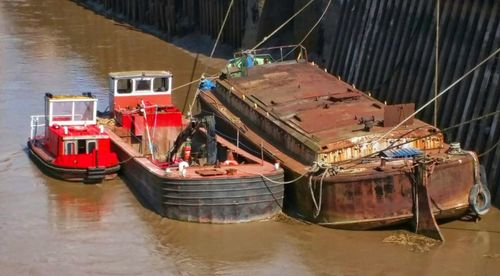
104 125 281 179
219 61 436 150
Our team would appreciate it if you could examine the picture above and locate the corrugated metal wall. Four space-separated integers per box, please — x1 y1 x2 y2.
320 0 500 202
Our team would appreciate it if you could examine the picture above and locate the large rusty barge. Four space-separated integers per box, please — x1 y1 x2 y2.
198 46 491 230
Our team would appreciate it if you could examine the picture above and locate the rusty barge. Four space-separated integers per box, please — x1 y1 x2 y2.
198 46 491 230
103 71 284 223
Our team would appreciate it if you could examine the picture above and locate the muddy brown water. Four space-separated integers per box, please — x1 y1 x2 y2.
0 1 499 275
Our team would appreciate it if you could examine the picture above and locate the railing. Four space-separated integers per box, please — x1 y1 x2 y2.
225 45 308 78
30 115 46 140
30 114 84 139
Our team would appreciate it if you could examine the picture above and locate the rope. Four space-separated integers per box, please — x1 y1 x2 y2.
281 0 333 61
250 0 317 51
307 161 339 217
181 0 317 114
172 73 218 93
478 139 500 157
375 46 500 143
338 110 500 170
203 0 235 74
183 1 235 117
238 168 310 185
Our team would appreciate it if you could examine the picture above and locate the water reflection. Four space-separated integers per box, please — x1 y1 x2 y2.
45 178 117 226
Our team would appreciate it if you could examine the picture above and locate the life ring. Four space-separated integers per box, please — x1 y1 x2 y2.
468 165 491 215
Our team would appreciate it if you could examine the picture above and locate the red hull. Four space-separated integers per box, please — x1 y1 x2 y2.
28 140 120 183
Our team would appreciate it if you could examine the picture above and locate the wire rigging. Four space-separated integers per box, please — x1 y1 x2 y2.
281 0 333 61
375 46 500 143
250 0 317 51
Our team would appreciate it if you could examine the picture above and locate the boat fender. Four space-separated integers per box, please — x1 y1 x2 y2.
179 161 189 177
469 165 491 216
223 160 238 166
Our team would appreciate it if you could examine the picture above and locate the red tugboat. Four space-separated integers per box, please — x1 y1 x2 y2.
105 71 284 223
28 93 120 183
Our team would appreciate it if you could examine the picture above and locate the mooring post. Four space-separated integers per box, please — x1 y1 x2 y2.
413 156 445 242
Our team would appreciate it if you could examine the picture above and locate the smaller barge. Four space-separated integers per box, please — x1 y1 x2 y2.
28 93 120 183
199 46 491 232
104 71 284 223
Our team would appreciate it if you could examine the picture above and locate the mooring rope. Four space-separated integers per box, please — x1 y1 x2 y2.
281 0 333 61
183 0 235 117
337 110 500 171
374 46 500 143
478 139 500 157
203 0 235 74
250 0 317 51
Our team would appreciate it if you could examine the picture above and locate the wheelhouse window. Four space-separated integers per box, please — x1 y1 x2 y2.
64 141 76 155
74 101 94 121
135 79 151 91
117 79 133 94
153 77 169 92
52 101 73 122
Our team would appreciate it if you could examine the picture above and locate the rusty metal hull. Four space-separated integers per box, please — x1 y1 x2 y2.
199 60 478 229
107 127 285 224
289 158 473 230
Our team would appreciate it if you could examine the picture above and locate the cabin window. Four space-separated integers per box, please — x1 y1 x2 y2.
153 77 169 92
74 101 94 121
136 79 151 91
86 140 97 153
117 79 133 94
64 141 76 155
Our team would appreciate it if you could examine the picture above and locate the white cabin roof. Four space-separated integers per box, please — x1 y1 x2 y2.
109 71 172 79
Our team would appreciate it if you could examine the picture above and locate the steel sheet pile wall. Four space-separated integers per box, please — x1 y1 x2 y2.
320 0 500 202
76 0 246 48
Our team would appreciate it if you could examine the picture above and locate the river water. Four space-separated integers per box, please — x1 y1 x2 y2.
0 0 499 275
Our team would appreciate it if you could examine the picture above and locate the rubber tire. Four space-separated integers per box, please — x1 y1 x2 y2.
469 165 491 216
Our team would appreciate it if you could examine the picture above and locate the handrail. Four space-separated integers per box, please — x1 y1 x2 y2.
233 45 308 61
226 45 308 78
30 114 87 139
30 115 46 140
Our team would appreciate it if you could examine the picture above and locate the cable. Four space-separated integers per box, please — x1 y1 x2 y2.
238 168 310 185
338 110 500 169
171 73 219 92
203 0 235 74
478 140 500 157
184 1 235 116
281 0 333 61
375 47 500 143
250 0 317 51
